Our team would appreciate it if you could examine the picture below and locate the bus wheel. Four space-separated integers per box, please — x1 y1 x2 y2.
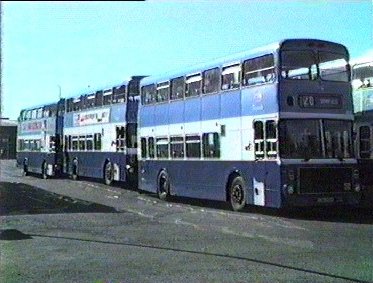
104 162 113 185
23 165 28 176
42 162 48 179
72 161 78 180
157 171 170 201
229 176 246 211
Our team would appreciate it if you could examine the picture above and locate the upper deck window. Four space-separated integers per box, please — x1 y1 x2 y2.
103 89 113 105
25 110 31 120
43 108 50 118
141 84 156 105
203 68 220 94
73 98 81 111
113 85 126 104
156 82 170 103
185 74 202 97
221 64 240 90
31 109 37 120
243 54 275 86
36 108 43 119
170 77 185 100
66 98 73 112
281 51 317 80
319 52 349 82
86 94 96 108
95 91 103 107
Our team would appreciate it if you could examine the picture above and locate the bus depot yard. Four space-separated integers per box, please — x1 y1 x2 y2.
0 159 372 283
4 39 373 282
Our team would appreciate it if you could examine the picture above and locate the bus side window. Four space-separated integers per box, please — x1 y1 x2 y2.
170 136 184 159
186 135 201 158
141 137 147 159
243 54 275 86
185 74 202 97
95 91 103 107
103 89 112 105
94 133 102 151
156 82 170 103
202 132 220 158
221 64 241 90
266 120 278 158
156 137 169 159
170 77 185 100
86 135 93 151
203 68 221 94
141 84 156 105
148 137 155 159
359 126 371 158
254 121 265 159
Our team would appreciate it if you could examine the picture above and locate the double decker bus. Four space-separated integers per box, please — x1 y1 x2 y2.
351 54 373 204
138 39 361 210
63 76 143 186
16 99 65 178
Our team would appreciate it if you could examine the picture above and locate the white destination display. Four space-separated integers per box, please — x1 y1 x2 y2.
73 108 110 126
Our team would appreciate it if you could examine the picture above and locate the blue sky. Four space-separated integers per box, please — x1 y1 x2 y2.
2 1 372 120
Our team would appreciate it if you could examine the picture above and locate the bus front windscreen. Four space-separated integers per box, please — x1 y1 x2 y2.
281 51 349 82
318 52 349 82
352 62 373 89
279 119 353 159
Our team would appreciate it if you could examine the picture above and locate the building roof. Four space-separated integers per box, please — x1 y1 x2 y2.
0 119 17 127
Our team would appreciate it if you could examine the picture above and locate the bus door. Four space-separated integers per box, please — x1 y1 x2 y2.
253 120 266 206
252 119 278 206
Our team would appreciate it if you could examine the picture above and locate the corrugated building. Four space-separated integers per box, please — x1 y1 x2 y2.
0 119 17 159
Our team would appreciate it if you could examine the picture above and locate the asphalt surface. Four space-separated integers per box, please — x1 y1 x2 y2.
0 160 372 283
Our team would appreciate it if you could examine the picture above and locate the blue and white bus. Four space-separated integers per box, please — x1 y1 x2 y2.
138 39 361 210
352 54 373 204
16 99 65 178
63 76 143 186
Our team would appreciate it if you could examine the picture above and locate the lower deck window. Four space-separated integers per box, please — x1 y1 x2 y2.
156 138 169 158
170 136 184 158
186 135 201 158
202 133 220 158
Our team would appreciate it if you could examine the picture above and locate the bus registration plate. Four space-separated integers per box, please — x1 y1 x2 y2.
317 197 335 203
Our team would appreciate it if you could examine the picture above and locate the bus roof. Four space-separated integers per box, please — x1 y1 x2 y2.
140 38 347 86
63 79 131 101
20 101 58 112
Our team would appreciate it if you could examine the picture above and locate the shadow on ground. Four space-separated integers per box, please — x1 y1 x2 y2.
144 193 373 225
0 182 117 216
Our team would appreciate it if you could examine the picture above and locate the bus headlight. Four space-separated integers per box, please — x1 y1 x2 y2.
284 184 295 195
353 169 359 180
287 185 295 194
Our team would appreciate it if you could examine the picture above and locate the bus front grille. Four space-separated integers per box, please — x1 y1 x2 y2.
299 168 352 194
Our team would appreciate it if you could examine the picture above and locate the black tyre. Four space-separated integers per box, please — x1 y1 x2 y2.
72 161 78 180
229 176 246 211
104 162 113 185
157 171 170 201
23 165 28 176
42 162 48 179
